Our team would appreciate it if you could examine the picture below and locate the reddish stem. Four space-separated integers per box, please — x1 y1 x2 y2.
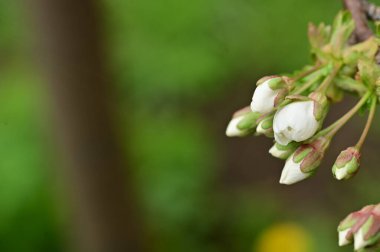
343 0 373 42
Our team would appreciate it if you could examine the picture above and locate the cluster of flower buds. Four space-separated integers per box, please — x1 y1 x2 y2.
226 11 380 185
338 204 380 251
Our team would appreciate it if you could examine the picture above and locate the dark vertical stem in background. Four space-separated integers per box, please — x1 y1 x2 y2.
343 0 373 42
27 0 144 251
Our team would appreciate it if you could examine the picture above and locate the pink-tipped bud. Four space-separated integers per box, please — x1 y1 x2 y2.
338 203 380 250
332 147 361 180
279 137 330 185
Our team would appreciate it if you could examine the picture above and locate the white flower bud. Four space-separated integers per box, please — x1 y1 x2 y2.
273 101 319 145
251 76 287 114
354 216 380 250
279 137 329 185
279 154 308 185
226 107 261 137
332 147 360 180
337 204 380 250
338 228 351 246
334 167 349 181
269 142 299 160
354 228 372 250
226 116 246 137
256 115 274 137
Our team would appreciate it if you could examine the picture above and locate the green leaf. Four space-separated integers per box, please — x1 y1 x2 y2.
329 11 355 57
237 112 260 130
358 58 380 87
334 75 368 95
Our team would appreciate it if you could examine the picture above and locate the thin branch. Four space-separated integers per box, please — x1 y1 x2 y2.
363 0 380 21
344 0 373 42
356 95 377 149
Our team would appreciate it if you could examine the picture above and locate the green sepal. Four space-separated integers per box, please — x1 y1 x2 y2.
346 157 360 174
309 92 329 121
361 216 375 240
300 151 323 173
257 76 280 86
293 147 312 164
364 232 380 248
267 77 285 90
271 142 299 160
361 215 380 242
261 116 273 130
237 112 261 130
275 142 299 151
256 115 274 138
338 214 356 231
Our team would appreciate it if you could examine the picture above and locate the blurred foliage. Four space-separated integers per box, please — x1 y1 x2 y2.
255 222 312 252
1 0 380 251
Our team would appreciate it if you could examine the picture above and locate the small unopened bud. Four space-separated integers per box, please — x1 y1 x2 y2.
256 115 274 137
269 142 299 160
251 76 289 114
332 147 361 180
338 204 380 250
226 107 261 137
279 137 330 185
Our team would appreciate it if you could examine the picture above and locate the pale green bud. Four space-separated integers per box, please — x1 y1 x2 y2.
269 142 299 160
332 147 360 180
279 137 330 185
256 115 274 137
226 107 261 137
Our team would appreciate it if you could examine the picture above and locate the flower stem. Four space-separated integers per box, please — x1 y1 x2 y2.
317 91 372 138
315 64 341 93
291 63 324 84
356 95 377 150
292 73 323 95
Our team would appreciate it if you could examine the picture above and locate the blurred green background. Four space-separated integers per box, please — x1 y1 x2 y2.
1 0 380 251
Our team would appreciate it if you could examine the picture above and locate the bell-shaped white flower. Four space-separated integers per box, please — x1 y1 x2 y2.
251 76 287 114
273 101 319 145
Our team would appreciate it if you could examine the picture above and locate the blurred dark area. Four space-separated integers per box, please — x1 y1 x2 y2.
1 0 380 251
